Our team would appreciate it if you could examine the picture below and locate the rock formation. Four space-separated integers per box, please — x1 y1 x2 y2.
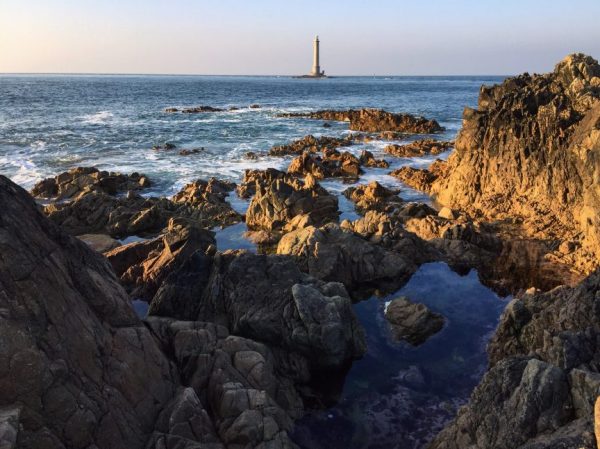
343 181 403 214
268 135 353 157
287 151 362 179
31 166 150 200
281 108 444 133
427 54 600 272
359 149 389 168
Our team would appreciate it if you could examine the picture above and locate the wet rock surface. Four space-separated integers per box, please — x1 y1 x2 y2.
280 108 444 133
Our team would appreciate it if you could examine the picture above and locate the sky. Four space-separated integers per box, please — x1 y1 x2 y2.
1 0 599 76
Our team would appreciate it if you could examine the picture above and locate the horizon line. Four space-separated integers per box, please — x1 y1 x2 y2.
0 72 511 78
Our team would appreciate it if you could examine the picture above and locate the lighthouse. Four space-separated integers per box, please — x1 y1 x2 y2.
311 36 323 77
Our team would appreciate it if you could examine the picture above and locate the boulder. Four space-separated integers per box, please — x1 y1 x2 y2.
76 233 121 253
236 168 294 199
343 181 403 214
245 174 339 233
384 297 445 345
359 149 389 168
30 166 150 200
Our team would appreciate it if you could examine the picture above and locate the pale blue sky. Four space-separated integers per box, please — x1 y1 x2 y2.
1 0 599 75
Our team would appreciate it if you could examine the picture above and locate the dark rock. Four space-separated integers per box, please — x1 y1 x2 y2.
152 142 177 151
268 134 353 157
359 149 389 168
384 297 445 345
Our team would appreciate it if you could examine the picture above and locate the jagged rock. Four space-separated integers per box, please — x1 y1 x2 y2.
106 218 216 301
389 159 448 192
148 251 366 370
152 142 177 151
268 135 353 157
281 108 443 133
384 139 453 157
287 151 362 179
427 54 600 271
0 175 178 448
384 297 445 345
276 223 429 294
236 168 294 199
359 149 389 168
30 166 150 200
245 174 339 233
343 181 402 214
42 178 242 238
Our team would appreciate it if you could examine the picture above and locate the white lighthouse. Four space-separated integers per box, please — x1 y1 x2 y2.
309 36 326 77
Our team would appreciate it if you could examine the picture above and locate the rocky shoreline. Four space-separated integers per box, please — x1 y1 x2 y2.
2 53 600 449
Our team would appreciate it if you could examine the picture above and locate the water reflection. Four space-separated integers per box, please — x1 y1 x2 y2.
292 262 508 449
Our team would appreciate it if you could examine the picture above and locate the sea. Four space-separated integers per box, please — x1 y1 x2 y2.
0 74 509 449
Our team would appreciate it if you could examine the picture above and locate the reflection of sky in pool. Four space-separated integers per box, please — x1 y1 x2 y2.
292 262 509 449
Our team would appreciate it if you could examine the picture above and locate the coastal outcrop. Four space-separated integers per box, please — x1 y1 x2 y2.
287 151 362 179
389 160 448 192
343 181 403 214
384 139 453 158
281 108 444 133
359 149 389 168
41 175 242 238
426 53 600 272
31 166 150 200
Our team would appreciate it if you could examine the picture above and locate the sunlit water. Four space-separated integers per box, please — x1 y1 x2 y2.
0 75 507 448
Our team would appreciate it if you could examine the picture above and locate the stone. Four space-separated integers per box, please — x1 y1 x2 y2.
287 151 362 179
359 149 389 168
152 142 177 151
437 206 456 220
30 166 150 200
179 106 224 113
384 297 445 345
389 159 448 192
236 168 294 199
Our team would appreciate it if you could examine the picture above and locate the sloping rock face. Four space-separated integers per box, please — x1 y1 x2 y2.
281 109 443 133
428 269 600 449
31 166 150 200
0 175 177 448
429 54 600 271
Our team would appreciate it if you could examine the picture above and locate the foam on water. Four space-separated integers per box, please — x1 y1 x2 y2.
80 110 114 124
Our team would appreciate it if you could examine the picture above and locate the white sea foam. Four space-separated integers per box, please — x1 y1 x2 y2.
81 111 114 124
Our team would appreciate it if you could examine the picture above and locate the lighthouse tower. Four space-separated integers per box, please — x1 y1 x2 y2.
310 36 325 77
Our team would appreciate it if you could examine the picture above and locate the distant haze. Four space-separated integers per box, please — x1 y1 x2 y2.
1 0 599 76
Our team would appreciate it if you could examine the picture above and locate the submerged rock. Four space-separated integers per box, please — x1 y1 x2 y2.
385 296 445 345
281 108 444 133
31 166 150 200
